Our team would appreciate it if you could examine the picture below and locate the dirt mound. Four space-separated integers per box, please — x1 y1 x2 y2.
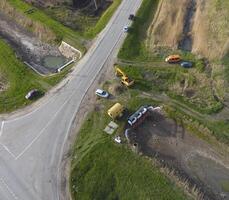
108 83 124 95
147 0 229 60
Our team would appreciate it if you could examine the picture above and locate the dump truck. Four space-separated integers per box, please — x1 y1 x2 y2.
107 103 124 119
115 66 134 87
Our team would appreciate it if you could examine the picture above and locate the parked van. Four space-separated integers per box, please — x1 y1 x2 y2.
107 103 124 119
165 55 181 63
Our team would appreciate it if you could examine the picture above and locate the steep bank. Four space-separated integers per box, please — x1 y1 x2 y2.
147 0 229 60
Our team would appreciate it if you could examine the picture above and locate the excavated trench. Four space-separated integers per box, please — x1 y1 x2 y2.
178 0 197 51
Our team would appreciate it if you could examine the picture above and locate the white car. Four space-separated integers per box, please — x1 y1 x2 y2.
95 89 109 98
123 26 129 32
25 89 39 100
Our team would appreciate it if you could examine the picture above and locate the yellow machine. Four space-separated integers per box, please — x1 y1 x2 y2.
107 103 124 119
115 66 134 87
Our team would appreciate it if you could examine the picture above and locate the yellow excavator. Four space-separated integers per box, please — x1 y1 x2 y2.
115 66 134 87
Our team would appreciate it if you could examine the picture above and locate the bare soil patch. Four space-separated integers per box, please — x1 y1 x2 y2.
128 111 229 200
0 12 69 75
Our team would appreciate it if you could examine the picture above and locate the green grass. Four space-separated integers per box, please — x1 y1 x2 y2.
0 39 70 113
70 97 189 200
85 0 122 38
118 0 159 60
221 180 229 192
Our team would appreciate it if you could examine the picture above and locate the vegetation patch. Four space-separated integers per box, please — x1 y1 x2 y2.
117 64 223 114
85 0 122 38
3 0 84 50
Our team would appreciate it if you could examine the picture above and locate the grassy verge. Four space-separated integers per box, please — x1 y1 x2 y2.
70 96 189 200
0 39 71 113
118 0 159 60
85 0 122 38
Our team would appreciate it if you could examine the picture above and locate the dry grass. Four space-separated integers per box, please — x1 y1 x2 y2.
146 0 188 50
0 0 57 43
192 0 229 59
169 69 217 108
147 0 229 60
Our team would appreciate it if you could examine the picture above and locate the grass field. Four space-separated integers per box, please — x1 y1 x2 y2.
0 39 71 113
70 97 189 200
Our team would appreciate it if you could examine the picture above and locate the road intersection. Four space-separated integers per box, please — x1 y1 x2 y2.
0 0 142 199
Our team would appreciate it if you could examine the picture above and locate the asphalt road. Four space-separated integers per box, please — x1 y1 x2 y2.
0 0 142 199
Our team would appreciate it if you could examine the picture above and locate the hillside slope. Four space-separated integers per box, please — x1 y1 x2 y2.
147 0 229 60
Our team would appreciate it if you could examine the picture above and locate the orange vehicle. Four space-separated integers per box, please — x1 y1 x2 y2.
165 55 181 63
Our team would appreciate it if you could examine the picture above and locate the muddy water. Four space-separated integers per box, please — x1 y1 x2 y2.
42 56 68 70
129 112 229 200
178 0 197 51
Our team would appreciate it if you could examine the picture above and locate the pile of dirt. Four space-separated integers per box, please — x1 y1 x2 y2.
147 0 229 60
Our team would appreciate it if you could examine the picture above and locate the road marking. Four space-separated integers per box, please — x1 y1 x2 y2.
0 178 19 200
0 121 4 137
14 79 84 160
0 144 17 159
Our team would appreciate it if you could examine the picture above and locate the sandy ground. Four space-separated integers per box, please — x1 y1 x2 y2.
0 12 68 75
128 111 229 200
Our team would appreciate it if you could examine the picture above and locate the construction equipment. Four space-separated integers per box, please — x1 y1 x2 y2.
107 103 124 119
115 66 134 87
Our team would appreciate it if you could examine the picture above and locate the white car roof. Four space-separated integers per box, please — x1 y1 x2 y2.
96 89 104 94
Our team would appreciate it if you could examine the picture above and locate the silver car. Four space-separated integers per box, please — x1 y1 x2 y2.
95 89 109 98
